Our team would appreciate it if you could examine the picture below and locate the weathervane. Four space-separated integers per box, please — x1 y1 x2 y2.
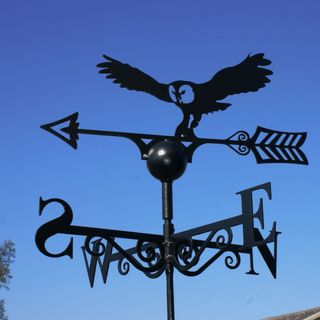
36 53 308 320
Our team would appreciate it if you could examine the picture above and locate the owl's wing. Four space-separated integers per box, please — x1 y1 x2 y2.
97 55 171 102
202 53 273 101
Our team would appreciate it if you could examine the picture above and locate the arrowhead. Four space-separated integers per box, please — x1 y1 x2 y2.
40 113 79 149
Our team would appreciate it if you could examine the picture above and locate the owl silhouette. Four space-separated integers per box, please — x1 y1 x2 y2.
97 53 272 138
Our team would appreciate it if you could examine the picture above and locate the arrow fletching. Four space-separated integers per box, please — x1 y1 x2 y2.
250 126 308 165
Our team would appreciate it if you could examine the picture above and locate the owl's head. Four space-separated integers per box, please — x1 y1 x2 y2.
169 82 195 106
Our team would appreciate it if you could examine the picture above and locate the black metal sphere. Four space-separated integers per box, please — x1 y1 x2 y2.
147 140 188 182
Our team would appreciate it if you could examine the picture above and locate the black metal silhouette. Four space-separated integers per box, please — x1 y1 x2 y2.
36 53 309 320
36 180 279 305
97 53 272 138
41 112 308 165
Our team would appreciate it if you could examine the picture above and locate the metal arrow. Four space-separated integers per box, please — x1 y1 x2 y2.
41 112 308 165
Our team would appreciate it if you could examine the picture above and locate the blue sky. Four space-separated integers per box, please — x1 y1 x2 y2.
1 1 319 319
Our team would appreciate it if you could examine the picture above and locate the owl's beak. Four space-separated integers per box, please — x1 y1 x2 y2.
172 90 182 104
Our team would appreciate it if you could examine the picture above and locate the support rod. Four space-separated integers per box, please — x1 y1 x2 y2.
162 181 175 320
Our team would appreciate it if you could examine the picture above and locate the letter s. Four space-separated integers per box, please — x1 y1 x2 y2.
35 197 73 258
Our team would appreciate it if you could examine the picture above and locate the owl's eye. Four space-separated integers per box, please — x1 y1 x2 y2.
169 85 178 102
179 85 194 104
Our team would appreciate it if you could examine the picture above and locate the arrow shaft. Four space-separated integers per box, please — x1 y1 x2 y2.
77 128 247 146
77 128 172 140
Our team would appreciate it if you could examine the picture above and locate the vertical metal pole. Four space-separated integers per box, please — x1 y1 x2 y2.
162 181 175 320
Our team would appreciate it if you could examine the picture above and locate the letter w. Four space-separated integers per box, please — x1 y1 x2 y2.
82 238 113 288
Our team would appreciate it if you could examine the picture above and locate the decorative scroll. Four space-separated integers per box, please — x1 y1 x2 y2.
118 256 130 275
174 227 233 274
83 235 165 276
226 131 251 156
224 251 241 270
